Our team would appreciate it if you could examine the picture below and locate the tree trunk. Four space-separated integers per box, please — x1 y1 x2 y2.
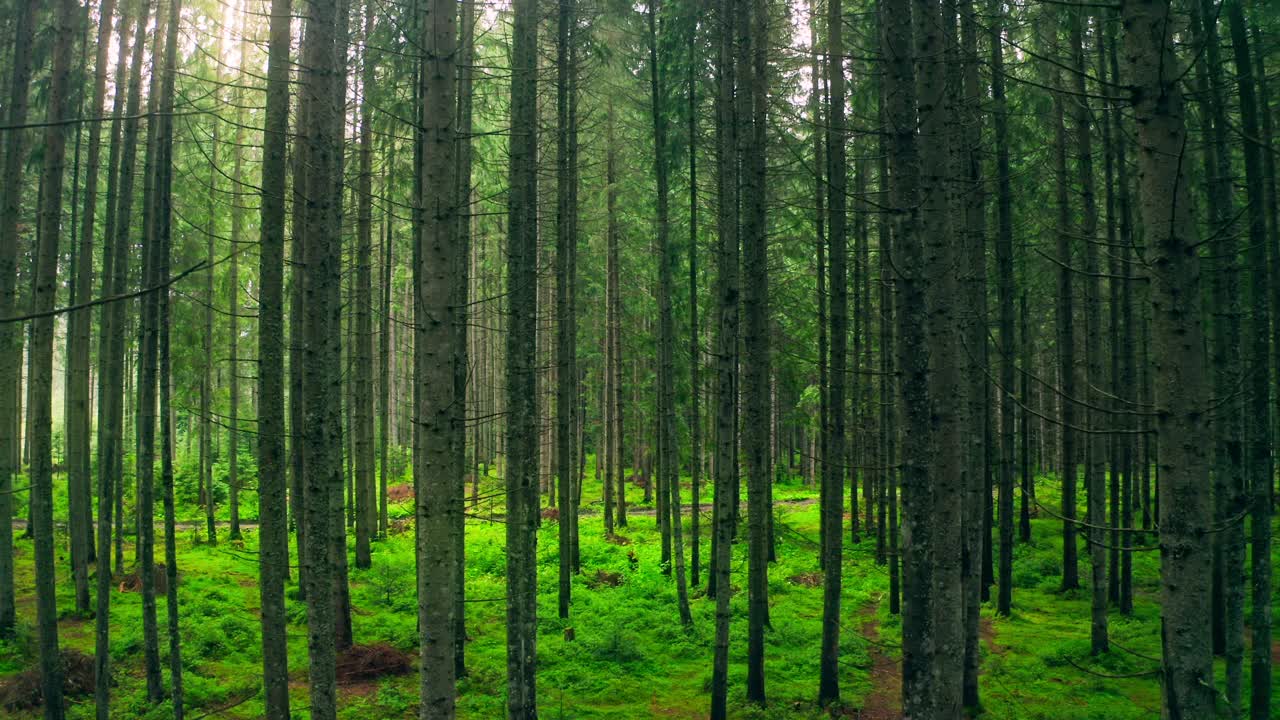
30 0 77 715
1224 4 1272 717
93 3 137 715
989 0 1015 619
257 0 293 710
0 0 39 641
136 1 169 698
153 0 184 710
353 3 376 571
1121 0 1215 714
710 0 738 714
298 0 347 709
66 0 120 618
557 0 578 622
1067 3 1108 656
1051 56 1079 592
505 0 539 713
820 0 846 704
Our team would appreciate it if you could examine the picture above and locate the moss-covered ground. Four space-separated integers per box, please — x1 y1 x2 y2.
0 461 1276 718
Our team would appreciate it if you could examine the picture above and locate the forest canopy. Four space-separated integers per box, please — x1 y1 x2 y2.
0 0 1277 718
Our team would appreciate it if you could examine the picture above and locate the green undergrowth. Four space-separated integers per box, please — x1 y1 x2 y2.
0 464 1276 718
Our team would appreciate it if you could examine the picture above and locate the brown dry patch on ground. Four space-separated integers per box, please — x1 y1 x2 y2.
856 600 902 720
980 616 1007 656
787 571 823 587
335 643 413 685
0 649 95 711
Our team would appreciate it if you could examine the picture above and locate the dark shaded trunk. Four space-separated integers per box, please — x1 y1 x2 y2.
257 0 293 710
30 0 77 715
505 0 539 713
0 0 39 640
1121 0 1215 714
819 0 846 704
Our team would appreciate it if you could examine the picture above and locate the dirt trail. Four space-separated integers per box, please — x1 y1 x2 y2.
856 599 902 720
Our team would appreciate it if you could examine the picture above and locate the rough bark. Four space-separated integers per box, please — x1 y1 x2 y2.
1067 3 1108 656
299 0 346 707
92 2 135 715
820 0 846 704
30 0 77 715
1224 4 1272 717
1121 0 1216 715
710 0 738 714
0 0 38 641
257 0 293 711
505 0 539 714
66 0 121 618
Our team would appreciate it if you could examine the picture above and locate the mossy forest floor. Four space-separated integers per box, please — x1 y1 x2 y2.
1 461 1277 718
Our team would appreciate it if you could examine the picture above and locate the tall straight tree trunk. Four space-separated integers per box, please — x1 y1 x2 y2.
916 0 963 712
1224 4 1273 717
153 0 184 711
875 48 900 612
93 3 136 715
1121 0 1215 715
740 0 771 702
454 0 477 677
958 0 987 706
288 86 307 589
257 0 293 711
883 0 932 710
228 32 247 542
505 0 539 713
991 0 1015 615
710 0 738 715
203 17 225 546
416 0 460 713
648 0 692 628
603 97 619 537
31 0 77 715
136 0 170 698
379 142 393 539
819 0 846 705
808 0 827 571
66 0 121 618
1189 0 1235 662
0 0 39 641
353 4 375 570
686 19 702 592
1067 3 1108 656
299 0 347 708
557 0 577 622
1052 58 1079 591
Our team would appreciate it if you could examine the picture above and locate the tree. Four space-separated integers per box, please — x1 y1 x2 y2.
1066 2 1108 657
505 0 540 713
990 0 1015 617
416 0 461 712
648 0 692 628
65 0 121 618
353 2 375 571
0 0 39 642
819 0 846 705
710 0 739 715
558 0 578 622
1120 0 1215 714
740 0 771 702
298 0 348 708
135 0 170 698
31 0 79 715
1224 3 1273 716
95 3 148 710
153 0 184 710
257 0 293 711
